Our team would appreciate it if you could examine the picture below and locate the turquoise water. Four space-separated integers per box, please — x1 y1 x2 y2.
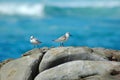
0 0 120 62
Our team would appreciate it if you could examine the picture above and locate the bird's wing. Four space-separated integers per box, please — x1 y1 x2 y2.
54 35 66 42
34 38 42 43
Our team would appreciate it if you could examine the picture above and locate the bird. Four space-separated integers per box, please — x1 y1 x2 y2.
30 35 42 48
53 32 72 46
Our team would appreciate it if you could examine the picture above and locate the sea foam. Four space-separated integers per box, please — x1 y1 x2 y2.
0 1 120 17
0 3 44 16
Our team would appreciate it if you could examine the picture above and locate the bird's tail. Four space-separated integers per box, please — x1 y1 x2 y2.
40 42 42 43
39 41 42 43
52 40 55 42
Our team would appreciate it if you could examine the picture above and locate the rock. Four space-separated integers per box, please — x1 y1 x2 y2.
41 47 49 54
35 61 120 80
0 58 14 69
92 48 120 61
39 47 108 72
0 47 120 80
81 75 120 80
0 48 43 80
22 47 49 57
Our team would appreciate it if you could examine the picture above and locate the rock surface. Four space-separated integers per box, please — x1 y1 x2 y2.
0 47 120 80
0 48 43 80
0 58 14 69
35 61 120 80
92 48 120 61
39 47 108 72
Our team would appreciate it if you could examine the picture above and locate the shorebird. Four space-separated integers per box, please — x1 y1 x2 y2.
53 32 71 46
30 35 42 48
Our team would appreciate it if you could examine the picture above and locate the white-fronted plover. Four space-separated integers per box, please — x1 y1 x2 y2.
30 35 42 48
53 32 71 46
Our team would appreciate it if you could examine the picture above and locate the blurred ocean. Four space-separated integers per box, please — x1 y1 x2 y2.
0 0 120 62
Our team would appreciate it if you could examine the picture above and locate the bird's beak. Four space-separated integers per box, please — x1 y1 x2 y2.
70 34 72 36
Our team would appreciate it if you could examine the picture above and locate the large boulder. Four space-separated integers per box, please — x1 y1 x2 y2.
39 47 108 72
0 48 43 80
35 61 120 80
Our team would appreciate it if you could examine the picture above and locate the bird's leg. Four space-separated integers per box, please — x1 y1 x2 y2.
61 42 64 47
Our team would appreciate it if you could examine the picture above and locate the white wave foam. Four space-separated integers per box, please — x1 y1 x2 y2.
47 1 120 8
0 1 120 17
0 3 44 17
